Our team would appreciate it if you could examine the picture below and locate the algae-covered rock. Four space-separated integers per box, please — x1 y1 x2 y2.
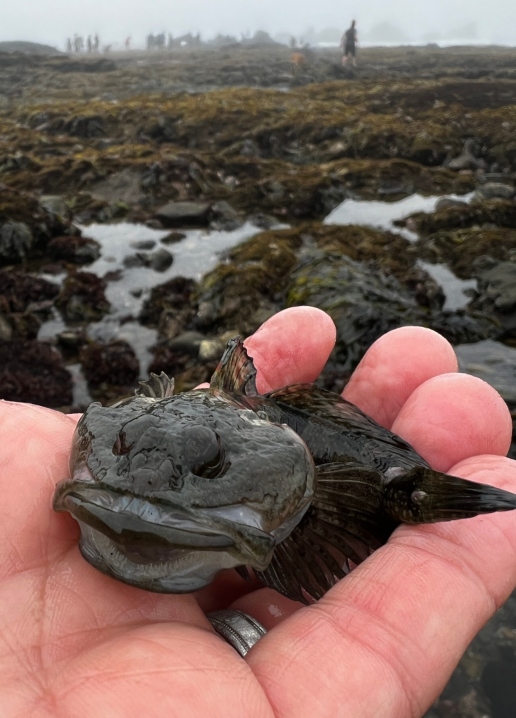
286 248 496 386
405 199 516 235
47 234 101 264
417 227 516 278
0 339 72 407
194 228 301 334
0 270 59 313
0 185 78 265
80 340 139 388
139 276 197 331
56 270 110 321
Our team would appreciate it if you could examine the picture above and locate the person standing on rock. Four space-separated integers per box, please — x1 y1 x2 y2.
341 20 357 67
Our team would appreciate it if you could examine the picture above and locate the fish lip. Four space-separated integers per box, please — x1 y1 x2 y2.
53 479 275 565
54 479 236 549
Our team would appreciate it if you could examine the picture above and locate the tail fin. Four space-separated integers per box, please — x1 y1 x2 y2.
383 466 516 524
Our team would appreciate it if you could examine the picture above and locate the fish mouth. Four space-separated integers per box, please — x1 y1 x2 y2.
53 480 275 593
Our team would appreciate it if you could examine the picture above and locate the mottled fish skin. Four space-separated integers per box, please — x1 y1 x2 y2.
54 337 516 604
54 380 315 593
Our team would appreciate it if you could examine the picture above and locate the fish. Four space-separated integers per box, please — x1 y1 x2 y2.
53 337 516 603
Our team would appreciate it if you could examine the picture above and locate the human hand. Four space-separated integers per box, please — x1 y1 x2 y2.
0 306 515 718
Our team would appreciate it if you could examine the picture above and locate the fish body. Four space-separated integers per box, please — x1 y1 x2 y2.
54 338 516 602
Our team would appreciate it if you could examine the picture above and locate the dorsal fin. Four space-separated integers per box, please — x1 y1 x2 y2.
136 372 175 399
210 337 258 396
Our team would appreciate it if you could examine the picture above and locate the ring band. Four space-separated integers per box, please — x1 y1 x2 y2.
207 609 267 657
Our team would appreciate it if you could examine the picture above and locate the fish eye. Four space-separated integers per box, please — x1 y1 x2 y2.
182 425 226 479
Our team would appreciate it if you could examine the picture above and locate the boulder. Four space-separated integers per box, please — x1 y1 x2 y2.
155 201 211 227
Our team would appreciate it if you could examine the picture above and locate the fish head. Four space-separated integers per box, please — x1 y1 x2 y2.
54 389 315 593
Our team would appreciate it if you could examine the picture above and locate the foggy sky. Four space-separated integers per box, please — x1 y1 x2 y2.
3 0 515 50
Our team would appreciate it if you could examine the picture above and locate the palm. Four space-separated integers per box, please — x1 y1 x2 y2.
1 308 515 718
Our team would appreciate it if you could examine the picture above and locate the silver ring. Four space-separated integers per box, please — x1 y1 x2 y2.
207 609 267 657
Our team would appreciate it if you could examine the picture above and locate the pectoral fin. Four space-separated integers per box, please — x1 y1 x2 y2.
252 461 397 603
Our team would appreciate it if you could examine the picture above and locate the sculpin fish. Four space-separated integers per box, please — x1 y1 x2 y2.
54 338 516 603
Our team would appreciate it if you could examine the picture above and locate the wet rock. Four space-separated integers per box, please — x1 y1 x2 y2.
470 259 516 337
56 271 110 322
210 201 243 230
0 270 59 313
163 331 206 357
123 247 173 272
435 197 469 212
91 169 144 205
247 213 279 230
39 195 70 218
0 186 75 264
161 231 186 244
155 201 211 227
47 234 100 264
80 340 139 388
474 182 515 201
145 219 165 230
0 339 72 407
130 239 156 250
447 139 486 171
140 276 197 328
455 340 516 405
0 221 33 263
57 329 85 353
146 248 173 272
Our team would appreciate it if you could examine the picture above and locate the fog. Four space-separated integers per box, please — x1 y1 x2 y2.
3 0 515 49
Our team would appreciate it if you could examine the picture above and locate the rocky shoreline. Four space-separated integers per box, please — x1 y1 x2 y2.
1 43 516 716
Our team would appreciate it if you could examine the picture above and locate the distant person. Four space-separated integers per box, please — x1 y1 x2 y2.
66 38 72 54
125 36 131 50
87 35 92 53
93 34 99 52
341 20 357 67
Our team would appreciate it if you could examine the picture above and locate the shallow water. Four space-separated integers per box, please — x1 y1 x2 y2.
37 221 262 380
324 192 474 240
417 260 477 311
83 221 261 318
36 196 483 402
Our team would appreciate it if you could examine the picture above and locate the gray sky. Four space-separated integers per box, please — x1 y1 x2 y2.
3 0 515 49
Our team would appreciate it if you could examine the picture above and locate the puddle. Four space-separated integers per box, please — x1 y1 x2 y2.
82 221 261 318
324 192 474 240
417 260 477 311
38 220 262 379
